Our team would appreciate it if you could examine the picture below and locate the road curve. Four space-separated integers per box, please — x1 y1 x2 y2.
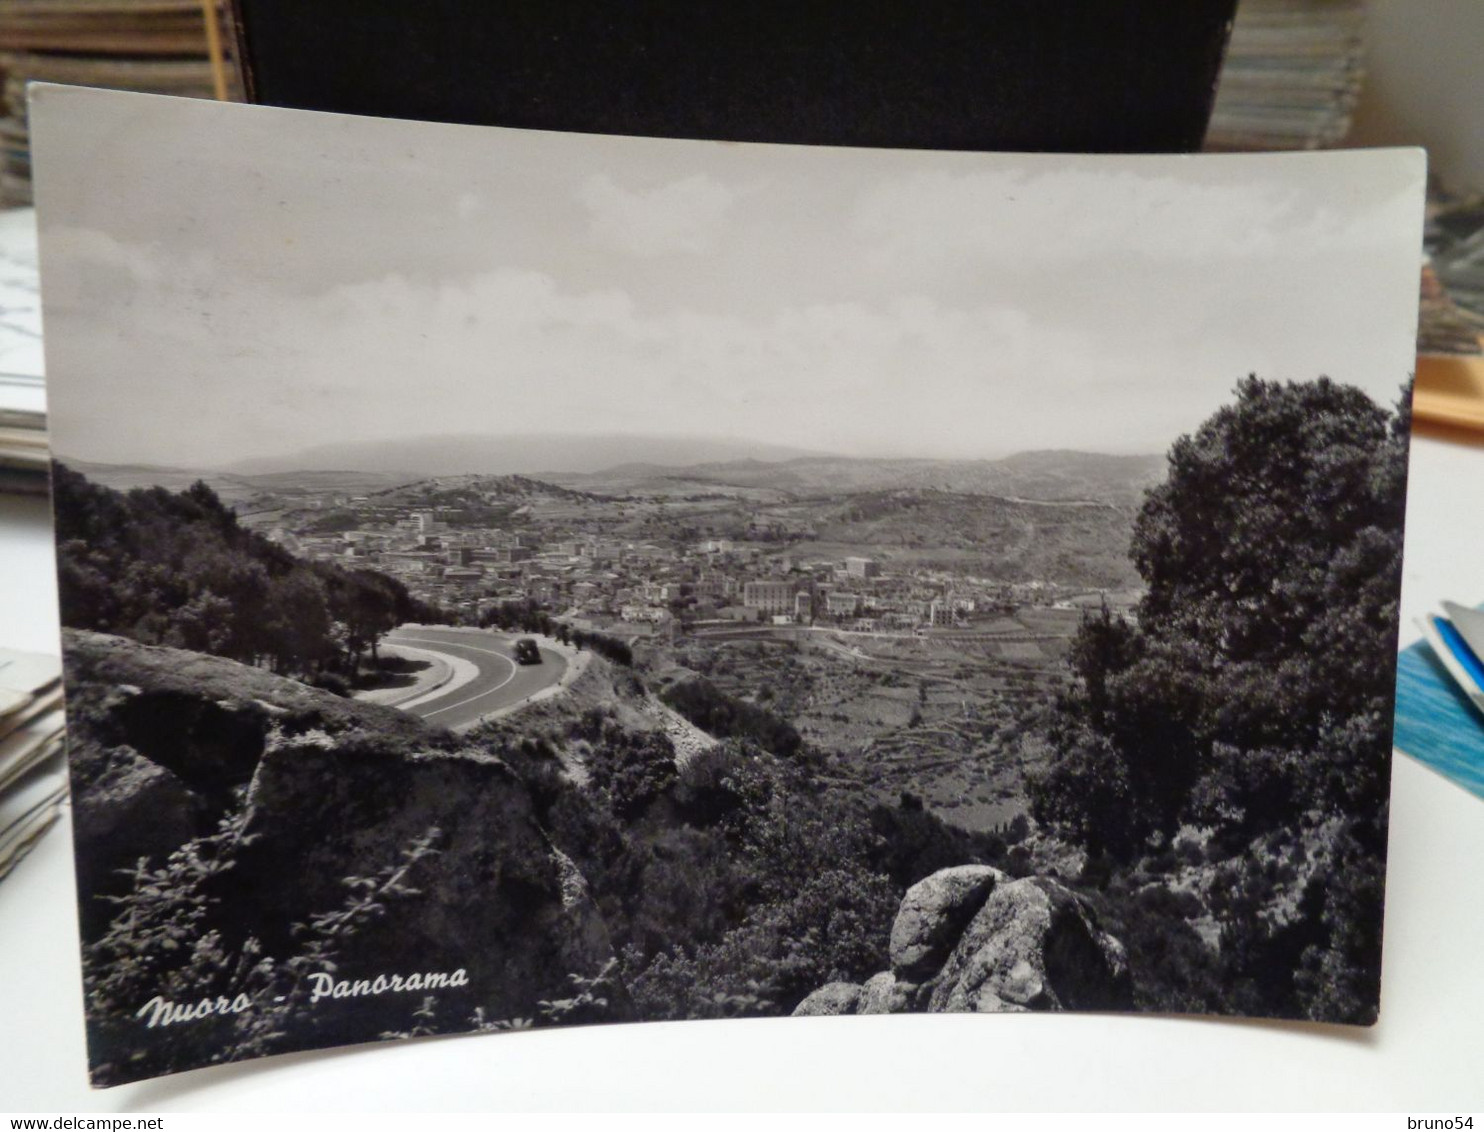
385 627 567 730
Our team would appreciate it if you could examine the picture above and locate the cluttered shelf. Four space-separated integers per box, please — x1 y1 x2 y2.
1414 191 1484 430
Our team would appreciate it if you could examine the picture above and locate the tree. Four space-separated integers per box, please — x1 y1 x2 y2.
262 571 333 674
1028 724 1136 858
165 589 235 655
51 463 432 683
323 568 404 672
1032 376 1408 853
1132 375 1398 674
1029 376 1408 1021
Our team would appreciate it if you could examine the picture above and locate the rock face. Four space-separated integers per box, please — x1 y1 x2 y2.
889 864 1004 981
793 982 863 1016
63 629 627 1081
857 970 911 1015
68 744 203 935
793 866 1131 1018
228 735 623 1026
928 876 1132 1013
63 630 436 929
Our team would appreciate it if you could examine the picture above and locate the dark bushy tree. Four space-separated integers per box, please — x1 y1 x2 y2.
1033 376 1406 845
1029 376 1408 1023
52 463 440 680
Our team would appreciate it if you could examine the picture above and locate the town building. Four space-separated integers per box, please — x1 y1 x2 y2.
742 580 796 616
794 590 814 623
826 592 861 618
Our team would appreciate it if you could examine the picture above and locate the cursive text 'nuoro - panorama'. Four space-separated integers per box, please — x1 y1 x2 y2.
135 968 471 1028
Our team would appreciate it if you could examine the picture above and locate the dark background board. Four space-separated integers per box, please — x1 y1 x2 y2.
228 0 1235 153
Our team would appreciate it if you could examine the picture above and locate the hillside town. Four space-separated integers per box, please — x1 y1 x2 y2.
260 481 1110 645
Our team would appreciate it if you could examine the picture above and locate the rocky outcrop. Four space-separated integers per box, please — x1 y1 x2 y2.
63 630 434 749
228 735 624 1024
68 744 204 934
889 864 1004 981
792 867 1131 1017
63 630 437 924
928 876 1131 1013
793 981 863 1016
857 970 911 1015
64 629 628 1076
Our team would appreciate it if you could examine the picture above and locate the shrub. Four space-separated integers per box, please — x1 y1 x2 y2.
310 671 352 697
660 677 803 759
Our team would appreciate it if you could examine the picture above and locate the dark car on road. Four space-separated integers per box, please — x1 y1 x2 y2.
514 638 542 665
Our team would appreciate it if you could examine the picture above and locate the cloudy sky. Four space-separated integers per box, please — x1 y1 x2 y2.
33 86 1425 469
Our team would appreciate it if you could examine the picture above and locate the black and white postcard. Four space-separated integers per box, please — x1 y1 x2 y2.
31 85 1423 1086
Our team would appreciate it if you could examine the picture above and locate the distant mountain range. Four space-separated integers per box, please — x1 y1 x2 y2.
225 433 829 478
549 450 1168 507
64 444 1168 510
61 460 419 505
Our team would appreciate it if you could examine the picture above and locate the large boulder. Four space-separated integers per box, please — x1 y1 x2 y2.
857 970 913 1015
889 864 1005 981
106 688 270 811
60 631 438 935
62 630 627 1053
62 630 432 751
227 736 626 1030
792 981 862 1016
68 742 205 935
928 876 1132 1014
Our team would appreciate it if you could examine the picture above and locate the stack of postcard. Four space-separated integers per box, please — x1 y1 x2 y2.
1417 264 1483 358
0 0 237 205
0 646 65 880
1205 0 1365 151
1427 190 1484 340
0 205 46 493
0 404 46 493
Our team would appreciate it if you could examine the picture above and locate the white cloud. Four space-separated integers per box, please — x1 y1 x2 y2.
43 231 1099 463
850 164 1418 273
577 172 738 255
39 141 1422 471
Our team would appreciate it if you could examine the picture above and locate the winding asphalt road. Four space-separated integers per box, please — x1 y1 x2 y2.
384 627 567 729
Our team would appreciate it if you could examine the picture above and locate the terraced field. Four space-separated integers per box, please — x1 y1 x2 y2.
662 607 1079 833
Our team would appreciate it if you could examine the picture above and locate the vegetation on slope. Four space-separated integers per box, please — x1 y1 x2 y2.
474 700 1010 1020
658 676 803 759
53 462 441 683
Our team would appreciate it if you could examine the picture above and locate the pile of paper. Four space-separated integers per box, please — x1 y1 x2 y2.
1418 264 1483 358
0 647 65 881
0 404 46 493
1206 0 1365 151
1427 191 1484 344
0 206 46 492
0 0 237 205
